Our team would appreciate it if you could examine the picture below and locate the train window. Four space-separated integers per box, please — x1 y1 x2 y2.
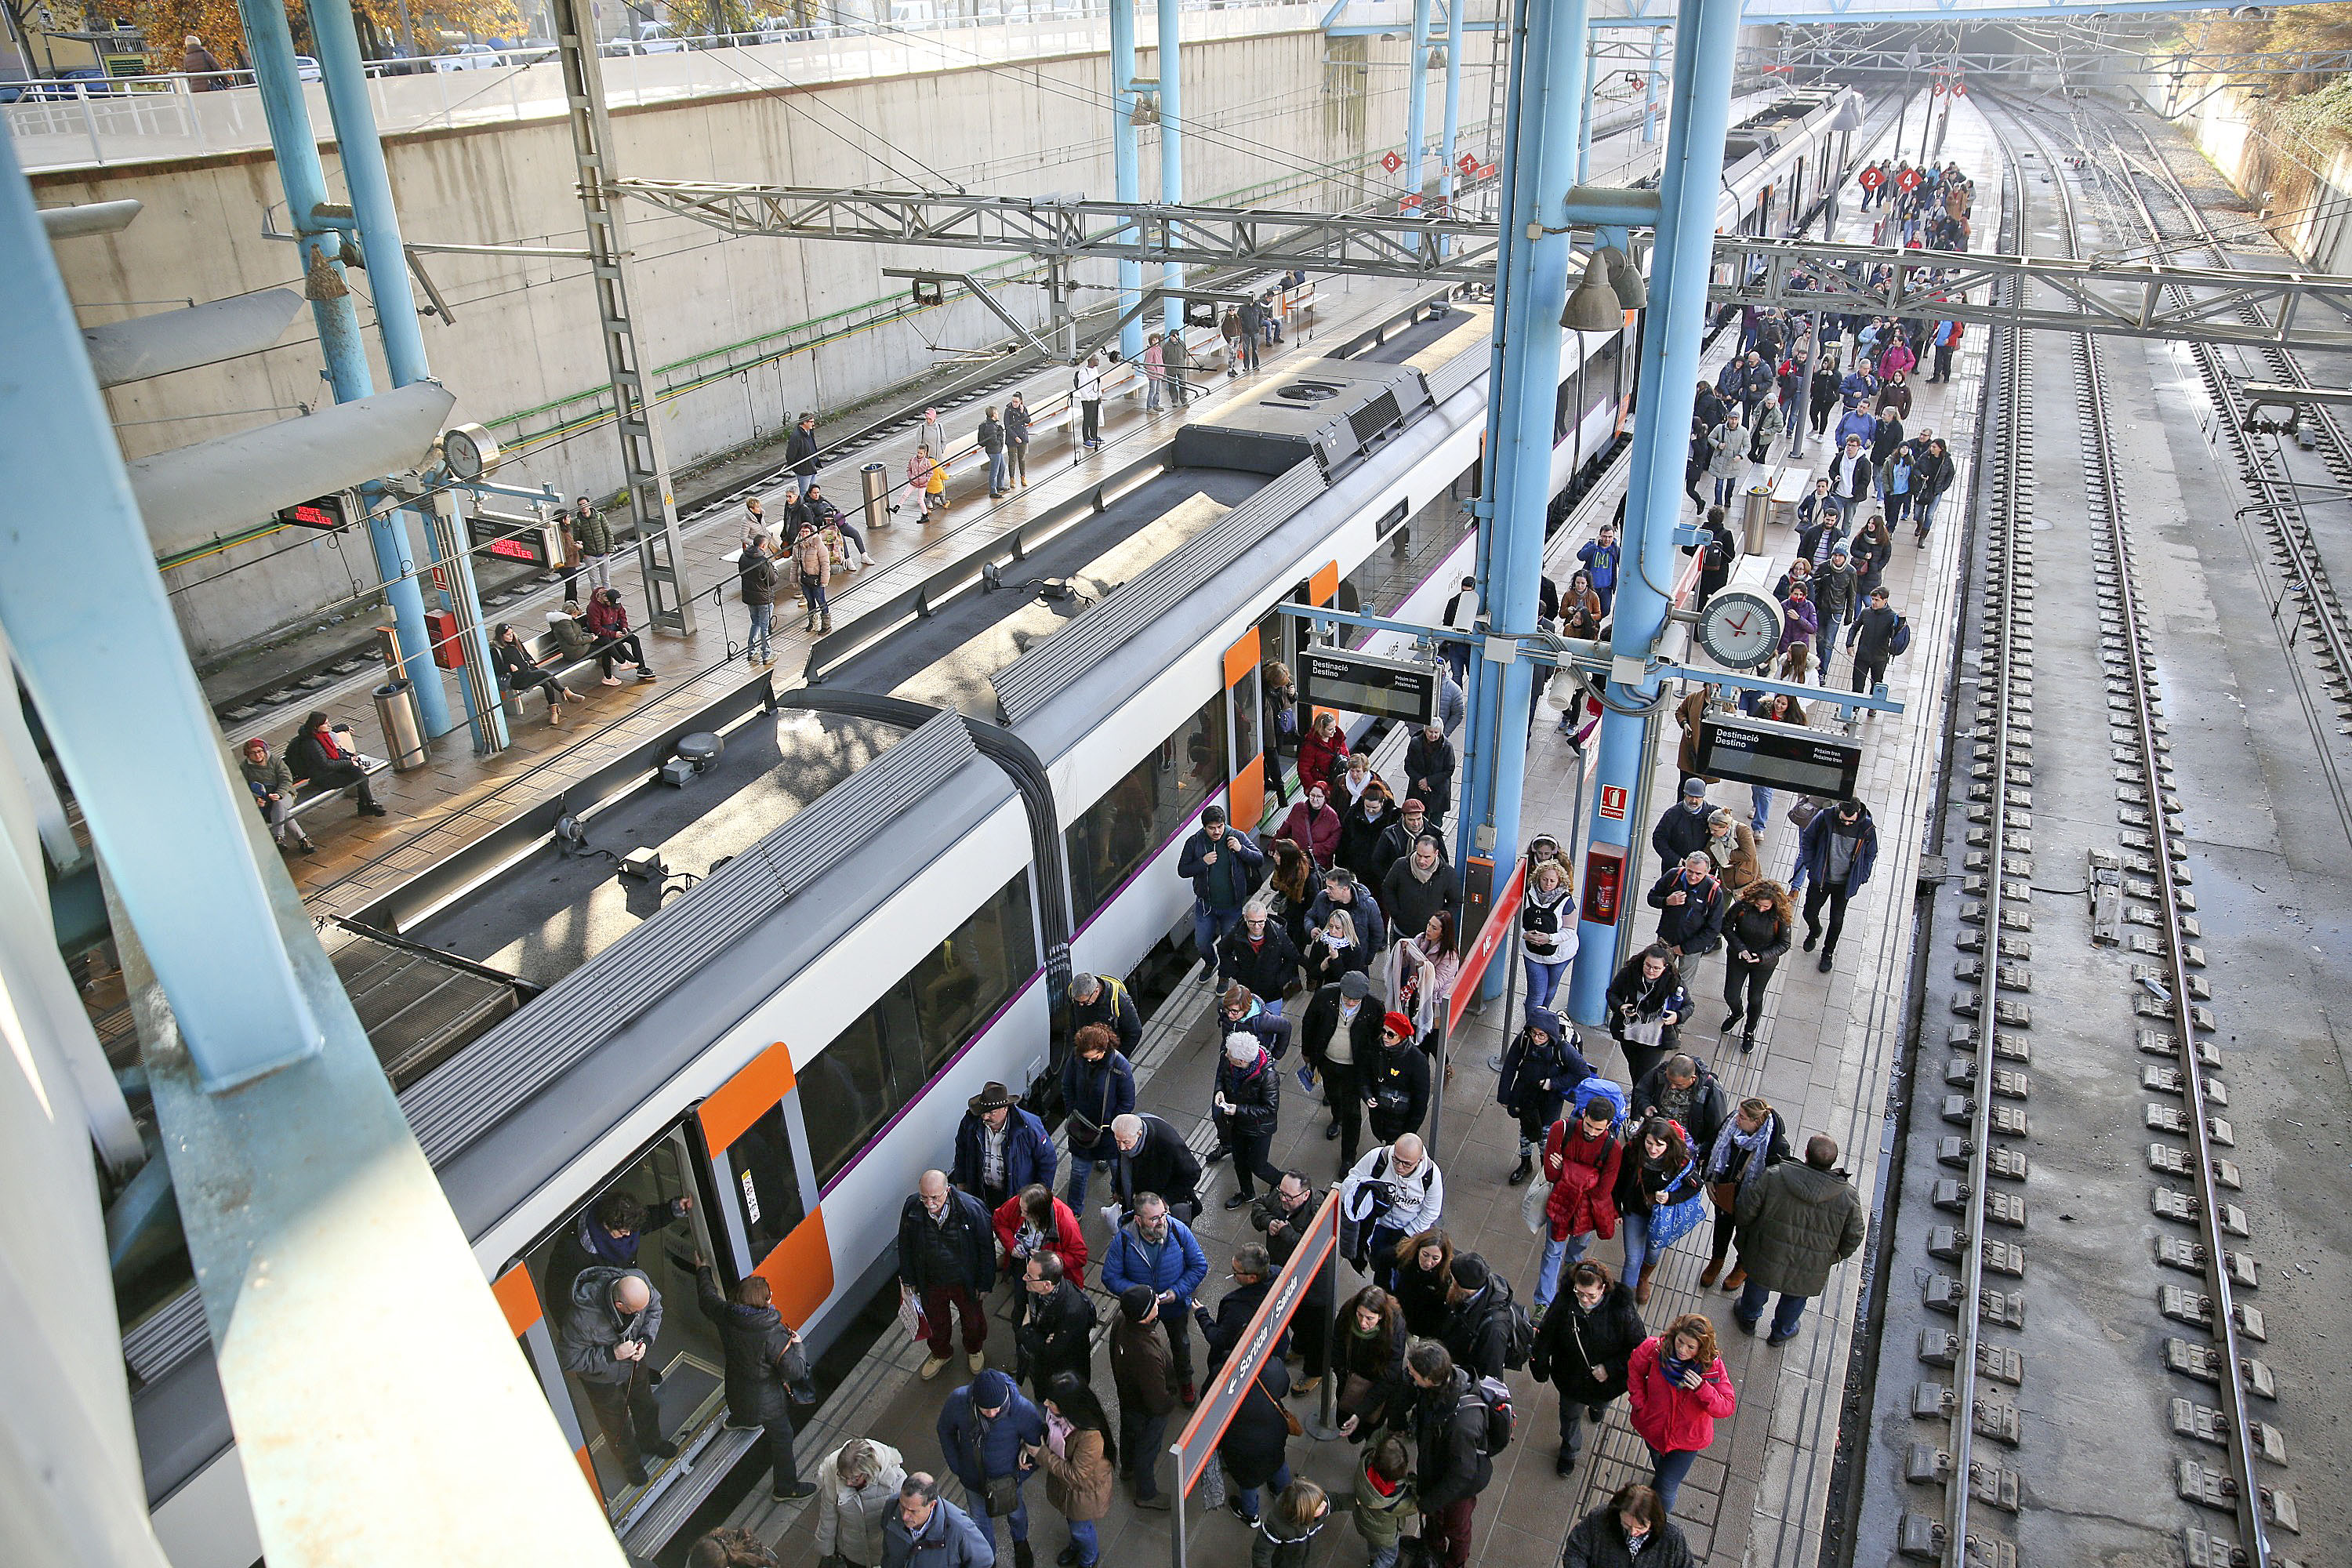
1373 499 1410 544
1065 690 1225 924
800 872 1038 1186
724 1102 808 1258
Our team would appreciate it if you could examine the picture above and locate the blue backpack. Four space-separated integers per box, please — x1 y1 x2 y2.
1570 1076 1630 1130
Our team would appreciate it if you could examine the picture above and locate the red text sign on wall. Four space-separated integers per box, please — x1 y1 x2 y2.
1599 785 1628 821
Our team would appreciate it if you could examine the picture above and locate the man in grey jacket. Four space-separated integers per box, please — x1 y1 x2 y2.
1809 547 1857 687
1732 1134 1866 1345
558 1265 675 1483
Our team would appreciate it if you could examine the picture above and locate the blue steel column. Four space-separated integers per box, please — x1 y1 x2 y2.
1436 0 1464 235
1566 0 1741 1025
307 0 503 750
1576 31 1595 182
1642 33 1660 142
1405 0 1432 205
1156 0 1183 336
1110 0 1145 362
1456 0 1588 1002
0 129 322 1087
234 0 449 739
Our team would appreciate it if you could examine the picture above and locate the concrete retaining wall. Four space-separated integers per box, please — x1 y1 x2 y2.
39 15 1491 663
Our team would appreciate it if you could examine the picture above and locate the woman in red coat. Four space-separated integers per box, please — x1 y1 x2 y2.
1276 782 1343 869
1625 1313 1737 1515
1536 1098 1624 1310
1294 711 1348 798
994 1184 1089 1283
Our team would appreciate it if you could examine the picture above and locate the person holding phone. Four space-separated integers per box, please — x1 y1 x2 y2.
1624 1313 1737 1515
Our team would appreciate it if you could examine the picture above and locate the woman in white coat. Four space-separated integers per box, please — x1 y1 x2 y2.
813 1437 906 1568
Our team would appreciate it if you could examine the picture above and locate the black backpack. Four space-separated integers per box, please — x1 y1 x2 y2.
1463 1377 1515 1455
1498 1301 1537 1372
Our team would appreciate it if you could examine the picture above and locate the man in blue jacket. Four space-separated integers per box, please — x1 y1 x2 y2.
1576 523 1621 616
1176 804 1264 978
953 1082 1057 1214
1102 1192 1210 1404
884 1472 996 1568
938 1367 1046 1568
1791 798 1878 973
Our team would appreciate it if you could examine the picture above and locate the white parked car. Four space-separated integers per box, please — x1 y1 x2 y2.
295 55 322 81
633 22 686 52
433 43 503 71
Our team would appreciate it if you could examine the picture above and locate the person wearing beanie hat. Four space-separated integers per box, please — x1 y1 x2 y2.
938 1367 1046 1566
543 601 623 685
1109 1285 1179 1507
1438 1252 1520 1380
1496 1007 1595 1185
1301 967 1384 1167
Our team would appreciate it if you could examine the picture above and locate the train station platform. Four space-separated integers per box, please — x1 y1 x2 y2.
658 93 2003 1568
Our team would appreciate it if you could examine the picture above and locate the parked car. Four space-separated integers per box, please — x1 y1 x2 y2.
295 55 322 81
633 21 686 51
3 68 122 100
434 43 503 70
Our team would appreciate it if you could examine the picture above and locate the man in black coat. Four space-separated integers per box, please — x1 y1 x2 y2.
1014 1252 1098 1395
1649 777 1715 875
1646 852 1727 959
785 412 820 481
1300 971 1384 1164
1373 799 1445 891
898 1170 998 1381
695 1262 816 1501
1201 1243 1291 1377
1403 723 1457 831
1251 1172 1334 1388
1067 971 1142 1055
1109 1112 1203 1221
1528 1261 1646 1475
1399 1342 1493 1568
1438 1254 1519 1381
1217 902 1301 1009
1382 835 1464 949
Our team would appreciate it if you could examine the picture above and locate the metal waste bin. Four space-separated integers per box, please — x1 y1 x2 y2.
1740 482 1771 556
861 461 892 532
372 680 428 772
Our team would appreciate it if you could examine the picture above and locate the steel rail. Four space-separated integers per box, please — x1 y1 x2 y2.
2021 94 2277 1568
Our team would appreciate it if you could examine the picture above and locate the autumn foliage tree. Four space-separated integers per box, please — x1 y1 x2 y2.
128 0 526 68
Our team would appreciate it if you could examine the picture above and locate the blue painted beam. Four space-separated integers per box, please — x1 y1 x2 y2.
1112 0 1145 363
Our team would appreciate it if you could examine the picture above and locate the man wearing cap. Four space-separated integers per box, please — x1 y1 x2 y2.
1109 1286 1179 1507
937 1367 1046 1567
952 1083 1057 1214
1362 1012 1432 1146
1650 776 1716 876
1301 969 1384 1165
1373 797 1445 891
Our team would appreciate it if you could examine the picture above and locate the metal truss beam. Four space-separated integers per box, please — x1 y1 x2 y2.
612 181 1504 283
1714 235 2352 351
1748 41 2352 78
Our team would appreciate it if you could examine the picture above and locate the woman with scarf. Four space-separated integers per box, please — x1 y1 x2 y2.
1519 858 1579 1012
1385 911 1461 1060
1698 1096 1790 1290
1603 943 1690 1087
1532 1262 1647 1479
1612 1116 1705 1305
1849 512 1895 599
1719 879 1795 1057
1029 1372 1116 1568
1303 908 1370 993
1330 1286 1409 1439
1559 569 1606 642
1702 808 1759 896
1338 779 1399 887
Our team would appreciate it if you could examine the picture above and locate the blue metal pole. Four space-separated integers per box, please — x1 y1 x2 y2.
0 128 323 1088
1565 0 1741 1027
1642 32 1661 142
1156 0 1183 338
1406 0 1432 207
1110 0 1145 363
1576 31 1595 183
1437 0 1464 239
1456 0 1588 1002
307 0 496 750
234 0 449 744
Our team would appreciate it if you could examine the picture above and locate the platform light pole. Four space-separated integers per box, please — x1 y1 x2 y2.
1454 0 1590 995
1111 0 1145 362
232 0 452 743
1566 0 1744 1026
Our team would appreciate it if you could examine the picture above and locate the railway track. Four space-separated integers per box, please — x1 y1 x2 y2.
1902 95 2303 1568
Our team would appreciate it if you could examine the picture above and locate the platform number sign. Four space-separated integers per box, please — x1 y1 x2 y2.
1457 152 1479 175
1599 784 1628 821
1381 151 1404 173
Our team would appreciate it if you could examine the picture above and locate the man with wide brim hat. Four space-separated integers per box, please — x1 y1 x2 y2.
953 1079 1058 1214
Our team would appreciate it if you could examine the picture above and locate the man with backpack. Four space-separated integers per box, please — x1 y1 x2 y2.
1341 1132 1443 1289
1845 586 1906 701
1397 1342 1498 1568
1439 1253 1531 1381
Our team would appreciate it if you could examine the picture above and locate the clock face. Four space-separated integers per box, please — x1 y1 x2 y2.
1697 590 1782 670
441 423 499 481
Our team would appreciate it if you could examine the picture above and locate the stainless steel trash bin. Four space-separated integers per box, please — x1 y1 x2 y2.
373 680 428 772
1741 483 1771 556
862 461 892 532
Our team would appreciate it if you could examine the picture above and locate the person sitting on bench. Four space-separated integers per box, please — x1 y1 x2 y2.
492 623 583 726
287 710 388 816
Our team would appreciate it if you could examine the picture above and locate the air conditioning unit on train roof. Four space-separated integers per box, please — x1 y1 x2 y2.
1171 358 1432 477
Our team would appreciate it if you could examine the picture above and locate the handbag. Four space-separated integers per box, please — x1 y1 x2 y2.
1788 795 1828 829
1709 1179 1740 1212
1338 1371 1378 1423
1520 1178 1555 1236
1621 1018 1665 1050
983 1475 1021 1516
1256 1375 1305 1439
897 1286 929 1345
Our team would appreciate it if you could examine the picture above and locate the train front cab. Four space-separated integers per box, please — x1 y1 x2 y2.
486 1042 832 1526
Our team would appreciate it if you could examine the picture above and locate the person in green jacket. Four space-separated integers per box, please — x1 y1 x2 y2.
238 735 314 854
1731 1134 1865 1345
573 494 615 591
1350 1434 1417 1568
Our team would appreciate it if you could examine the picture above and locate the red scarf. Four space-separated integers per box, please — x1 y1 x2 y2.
314 728 342 761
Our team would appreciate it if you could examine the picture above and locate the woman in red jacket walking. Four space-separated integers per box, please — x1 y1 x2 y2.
1624 1313 1737 1515
993 1184 1089 1284
1295 711 1349 798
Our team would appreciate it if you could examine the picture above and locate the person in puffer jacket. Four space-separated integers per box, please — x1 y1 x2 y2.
1530 1260 1646 1476
1535 1097 1624 1310
883 1472 995 1568
695 1262 816 1501
1625 1314 1737 1515
1497 1007 1595 1186
814 1438 906 1568
1251 1479 1330 1568
1214 1033 1283 1208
